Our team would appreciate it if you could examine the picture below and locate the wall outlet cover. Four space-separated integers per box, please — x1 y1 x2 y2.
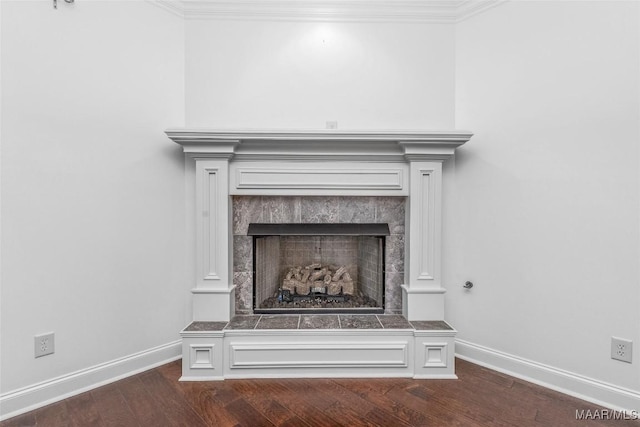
611 337 632 363
35 332 55 358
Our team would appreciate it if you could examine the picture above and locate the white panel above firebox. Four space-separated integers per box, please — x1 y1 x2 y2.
232 162 408 196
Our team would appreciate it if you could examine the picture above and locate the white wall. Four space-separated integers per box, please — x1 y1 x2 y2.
186 19 455 129
0 0 187 408
447 0 640 401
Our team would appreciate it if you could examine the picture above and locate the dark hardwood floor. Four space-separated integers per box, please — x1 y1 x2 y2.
2 359 638 426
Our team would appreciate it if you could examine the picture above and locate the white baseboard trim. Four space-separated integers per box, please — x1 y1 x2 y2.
455 339 640 413
0 340 182 421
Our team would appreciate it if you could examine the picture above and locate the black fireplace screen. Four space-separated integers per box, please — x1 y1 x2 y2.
248 223 389 314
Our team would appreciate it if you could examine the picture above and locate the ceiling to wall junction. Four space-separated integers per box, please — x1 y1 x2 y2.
148 0 507 23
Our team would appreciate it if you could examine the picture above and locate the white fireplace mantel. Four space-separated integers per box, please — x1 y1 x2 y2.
166 128 472 159
166 129 472 321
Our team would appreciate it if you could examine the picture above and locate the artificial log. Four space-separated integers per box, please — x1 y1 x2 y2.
332 266 347 282
283 264 354 296
309 269 326 282
339 279 354 295
301 268 311 283
327 282 342 295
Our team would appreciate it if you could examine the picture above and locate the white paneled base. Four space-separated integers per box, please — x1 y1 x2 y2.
192 288 236 321
180 332 224 381
414 332 457 379
402 285 446 321
181 329 456 380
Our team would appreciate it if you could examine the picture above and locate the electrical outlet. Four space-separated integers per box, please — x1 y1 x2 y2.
34 332 55 358
611 337 632 363
326 121 338 129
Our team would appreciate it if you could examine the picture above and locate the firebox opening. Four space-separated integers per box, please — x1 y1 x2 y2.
249 223 389 314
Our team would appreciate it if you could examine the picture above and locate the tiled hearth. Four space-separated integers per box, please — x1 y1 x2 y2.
185 314 453 331
180 315 457 380
166 129 472 381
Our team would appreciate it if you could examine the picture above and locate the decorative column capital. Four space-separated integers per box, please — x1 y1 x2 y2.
165 129 239 158
399 132 472 162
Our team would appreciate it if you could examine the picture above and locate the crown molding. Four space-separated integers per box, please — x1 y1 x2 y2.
456 0 508 22
147 0 507 23
146 0 186 18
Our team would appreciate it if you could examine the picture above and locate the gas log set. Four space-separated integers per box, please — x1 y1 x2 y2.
282 263 354 296
259 263 379 309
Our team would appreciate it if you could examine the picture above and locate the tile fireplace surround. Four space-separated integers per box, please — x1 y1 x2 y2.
166 129 472 380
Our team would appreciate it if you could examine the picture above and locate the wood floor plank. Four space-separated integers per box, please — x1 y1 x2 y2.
257 379 345 427
278 378 340 411
385 382 488 426
90 382 139 427
0 412 36 427
455 358 515 388
224 398 275 427
278 415 314 427
155 361 243 426
3 358 639 427
155 360 182 381
363 406 413 427
306 378 376 413
32 401 71 427
65 391 104 427
243 396 292 425
182 385 243 427
409 380 537 427
137 369 208 427
322 400 386 427
412 364 543 426
117 376 171 426
332 378 430 426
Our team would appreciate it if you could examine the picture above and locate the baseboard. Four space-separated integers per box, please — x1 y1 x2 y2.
0 340 182 421
455 339 640 413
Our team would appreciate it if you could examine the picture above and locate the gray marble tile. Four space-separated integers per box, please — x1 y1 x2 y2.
299 315 340 329
183 321 228 332
233 236 253 272
376 315 412 329
255 315 300 329
300 196 339 223
384 272 403 313
385 234 404 273
225 315 261 329
410 320 453 331
233 196 264 235
263 196 299 223
375 197 406 235
339 315 383 329
338 197 375 223
234 271 253 313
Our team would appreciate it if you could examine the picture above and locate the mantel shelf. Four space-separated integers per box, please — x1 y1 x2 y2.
165 128 473 160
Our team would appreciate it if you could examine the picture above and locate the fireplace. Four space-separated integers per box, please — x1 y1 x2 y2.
249 223 389 314
167 129 472 381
